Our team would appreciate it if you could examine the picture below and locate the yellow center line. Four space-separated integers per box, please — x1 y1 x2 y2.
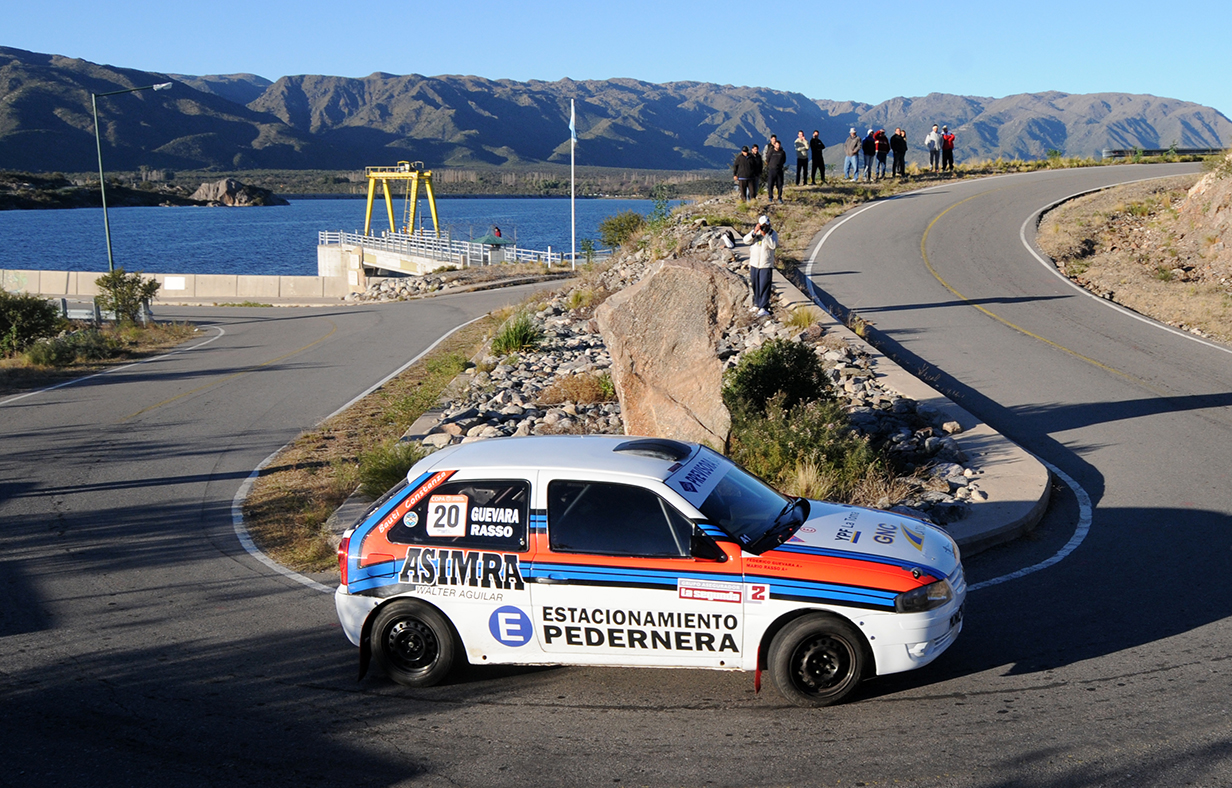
920 193 1140 385
119 320 339 422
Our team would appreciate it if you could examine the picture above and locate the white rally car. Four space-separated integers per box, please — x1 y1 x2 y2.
335 435 965 706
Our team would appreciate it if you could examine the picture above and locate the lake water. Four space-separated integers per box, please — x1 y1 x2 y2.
0 197 676 276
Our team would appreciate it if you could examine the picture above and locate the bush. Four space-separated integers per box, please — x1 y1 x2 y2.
358 440 428 499
728 394 885 502
0 289 62 355
95 268 160 325
23 329 123 367
722 338 832 417
598 210 646 248
538 373 617 405
491 312 542 355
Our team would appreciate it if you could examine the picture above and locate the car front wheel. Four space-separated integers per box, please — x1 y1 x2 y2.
768 614 867 707
371 600 456 687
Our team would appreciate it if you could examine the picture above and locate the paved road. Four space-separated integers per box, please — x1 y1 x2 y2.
3 166 1230 788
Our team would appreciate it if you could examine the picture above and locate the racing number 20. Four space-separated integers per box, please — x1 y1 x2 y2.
427 494 468 537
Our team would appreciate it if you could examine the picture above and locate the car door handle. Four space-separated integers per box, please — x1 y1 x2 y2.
534 574 569 584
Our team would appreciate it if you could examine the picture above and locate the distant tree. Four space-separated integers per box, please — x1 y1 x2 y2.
598 211 645 248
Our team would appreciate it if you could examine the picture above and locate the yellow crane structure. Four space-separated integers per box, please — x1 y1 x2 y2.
362 161 440 236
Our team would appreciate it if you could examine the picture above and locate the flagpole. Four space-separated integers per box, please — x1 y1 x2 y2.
570 98 576 271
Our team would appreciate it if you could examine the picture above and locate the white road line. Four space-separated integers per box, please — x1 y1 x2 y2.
0 325 227 407
969 461 1092 591
232 315 486 595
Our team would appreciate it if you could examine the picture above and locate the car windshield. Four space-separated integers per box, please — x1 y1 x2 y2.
694 453 807 553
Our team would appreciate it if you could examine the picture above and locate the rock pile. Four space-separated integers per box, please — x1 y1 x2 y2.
345 272 465 303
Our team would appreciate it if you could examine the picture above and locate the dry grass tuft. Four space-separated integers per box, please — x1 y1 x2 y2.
537 372 616 405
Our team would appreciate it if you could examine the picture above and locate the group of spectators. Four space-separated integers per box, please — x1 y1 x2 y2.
841 124 956 181
731 129 828 203
733 124 959 197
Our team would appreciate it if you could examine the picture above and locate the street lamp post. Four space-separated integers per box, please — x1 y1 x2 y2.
91 82 172 272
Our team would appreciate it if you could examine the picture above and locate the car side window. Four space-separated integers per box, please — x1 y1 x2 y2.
385 479 529 552
547 480 692 558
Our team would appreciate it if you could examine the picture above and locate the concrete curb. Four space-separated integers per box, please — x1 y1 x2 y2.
773 268 1051 554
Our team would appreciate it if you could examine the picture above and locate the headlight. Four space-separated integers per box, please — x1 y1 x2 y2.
895 579 954 613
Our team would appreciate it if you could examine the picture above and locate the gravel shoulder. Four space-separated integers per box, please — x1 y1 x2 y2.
1037 173 1232 342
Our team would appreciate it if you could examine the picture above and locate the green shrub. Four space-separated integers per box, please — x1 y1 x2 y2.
722 338 832 417
491 312 542 355
358 440 428 499
728 394 884 502
95 268 160 325
22 329 123 367
598 210 646 248
0 289 62 355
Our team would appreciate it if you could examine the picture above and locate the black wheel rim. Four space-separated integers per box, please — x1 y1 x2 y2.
790 634 854 696
385 617 440 674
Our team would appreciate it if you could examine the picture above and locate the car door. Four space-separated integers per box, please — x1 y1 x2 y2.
526 474 747 669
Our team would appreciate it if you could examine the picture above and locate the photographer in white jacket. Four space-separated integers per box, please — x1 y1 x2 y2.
743 215 778 317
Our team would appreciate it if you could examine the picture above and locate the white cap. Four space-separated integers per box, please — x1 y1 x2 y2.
758 215 769 224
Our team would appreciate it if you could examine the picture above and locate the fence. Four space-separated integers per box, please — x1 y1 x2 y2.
318 230 610 268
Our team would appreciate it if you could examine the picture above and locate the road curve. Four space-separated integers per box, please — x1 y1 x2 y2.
806 163 1232 785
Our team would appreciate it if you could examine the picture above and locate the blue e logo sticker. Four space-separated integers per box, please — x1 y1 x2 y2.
488 606 532 647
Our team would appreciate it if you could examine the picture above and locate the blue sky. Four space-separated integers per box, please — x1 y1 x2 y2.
9 0 1229 116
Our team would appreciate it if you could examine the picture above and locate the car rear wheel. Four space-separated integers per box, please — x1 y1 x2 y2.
371 600 456 687
768 615 866 707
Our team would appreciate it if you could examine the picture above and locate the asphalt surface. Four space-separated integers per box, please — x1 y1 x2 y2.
3 167 1230 788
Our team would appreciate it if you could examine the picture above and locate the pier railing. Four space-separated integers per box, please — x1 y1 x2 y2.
318 230 610 267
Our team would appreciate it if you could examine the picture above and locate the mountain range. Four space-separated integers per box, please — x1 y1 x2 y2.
2 45 1229 174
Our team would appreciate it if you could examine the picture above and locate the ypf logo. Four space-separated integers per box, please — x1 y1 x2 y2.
488 606 533 647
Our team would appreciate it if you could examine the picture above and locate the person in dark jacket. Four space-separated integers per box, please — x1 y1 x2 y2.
732 146 755 201
794 130 810 186
890 128 908 177
809 130 826 183
861 129 876 182
750 144 764 197
764 139 788 202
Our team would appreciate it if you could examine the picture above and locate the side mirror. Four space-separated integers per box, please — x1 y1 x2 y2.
691 528 727 562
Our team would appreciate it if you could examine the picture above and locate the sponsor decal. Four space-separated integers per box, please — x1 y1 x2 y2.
489 606 533 647
378 471 453 535
677 578 742 604
667 453 724 503
835 510 862 544
540 607 740 653
427 494 468 537
399 547 526 591
874 523 898 545
902 523 926 551
403 512 419 528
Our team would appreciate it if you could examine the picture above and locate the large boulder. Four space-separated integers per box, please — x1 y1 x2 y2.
190 178 288 206
595 255 747 447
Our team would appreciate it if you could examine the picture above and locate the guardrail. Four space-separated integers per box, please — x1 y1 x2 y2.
318 230 610 267
1101 147 1227 159
57 298 152 326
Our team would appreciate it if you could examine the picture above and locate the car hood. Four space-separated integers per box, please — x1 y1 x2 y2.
776 501 961 579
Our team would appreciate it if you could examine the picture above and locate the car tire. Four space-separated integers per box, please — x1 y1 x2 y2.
768 614 867 707
371 600 457 687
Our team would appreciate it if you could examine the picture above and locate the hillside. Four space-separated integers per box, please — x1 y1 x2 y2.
2 45 1230 174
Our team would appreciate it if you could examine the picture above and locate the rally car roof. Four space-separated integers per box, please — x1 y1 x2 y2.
408 435 701 482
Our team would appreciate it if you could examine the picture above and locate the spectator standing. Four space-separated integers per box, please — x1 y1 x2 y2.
924 124 942 172
765 139 788 203
750 144 764 197
732 146 755 201
941 125 956 172
743 215 778 317
874 129 890 180
861 129 876 182
809 130 826 183
890 128 908 177
842 128 861 181
794 130 810 186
